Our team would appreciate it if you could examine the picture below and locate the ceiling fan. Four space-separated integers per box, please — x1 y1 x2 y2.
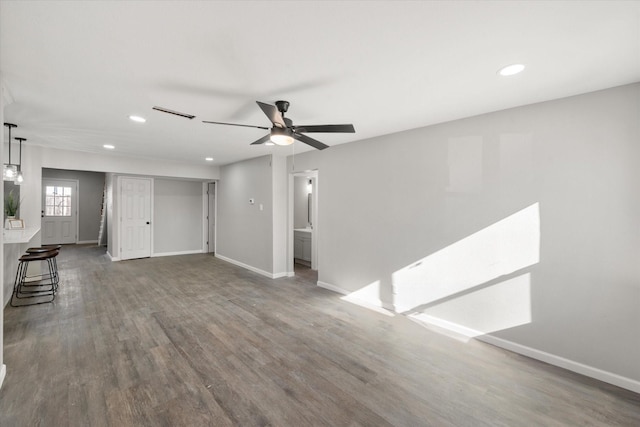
152 100 355 150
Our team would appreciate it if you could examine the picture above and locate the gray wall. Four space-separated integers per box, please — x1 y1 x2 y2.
217 155 274 274
153 179 203 254
287 83 640 385
42 168 105 242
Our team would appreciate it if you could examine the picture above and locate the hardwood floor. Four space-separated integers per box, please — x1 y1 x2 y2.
1 245 639 426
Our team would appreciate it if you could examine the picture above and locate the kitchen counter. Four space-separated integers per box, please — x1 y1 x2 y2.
3 226 41 244
3 226 41 307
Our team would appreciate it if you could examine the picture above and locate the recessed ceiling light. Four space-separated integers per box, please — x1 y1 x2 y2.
103 144 115 150
129 115 146 123
205 157 214 161
498 64 525 76
265 142 275 146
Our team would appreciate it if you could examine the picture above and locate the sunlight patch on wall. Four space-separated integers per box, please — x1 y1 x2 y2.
409 273 531 341
392 203 540 313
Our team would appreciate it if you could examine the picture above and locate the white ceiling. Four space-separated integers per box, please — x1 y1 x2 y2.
1 1 639 166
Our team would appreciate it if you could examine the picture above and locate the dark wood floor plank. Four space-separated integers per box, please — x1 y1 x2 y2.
1 245 639 426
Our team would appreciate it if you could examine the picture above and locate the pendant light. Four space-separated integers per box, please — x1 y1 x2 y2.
3 123 17 181
14 137 26 184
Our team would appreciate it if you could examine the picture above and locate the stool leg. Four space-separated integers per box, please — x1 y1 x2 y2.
11 258 56 307
10 260 28 307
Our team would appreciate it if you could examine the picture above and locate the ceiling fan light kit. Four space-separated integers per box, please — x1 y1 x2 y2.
270 127 294 146
153 100 355 151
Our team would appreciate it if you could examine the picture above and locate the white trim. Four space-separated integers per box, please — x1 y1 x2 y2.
289 170 319 275
76 240 98 245
215 254 286 279
317 282 640 394
204 181 217 254
318 280 349 295
478 334 640 394
317 280 394 311
106 251 119 262
409 313 485 338
152 249 203 258
0 364 6 390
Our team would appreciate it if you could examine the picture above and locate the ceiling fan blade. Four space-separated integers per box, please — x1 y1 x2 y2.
293 124 355 133
202 120 269 130
152 106 195 119
256 101 286 128
293 132 329 150
250 134 272 145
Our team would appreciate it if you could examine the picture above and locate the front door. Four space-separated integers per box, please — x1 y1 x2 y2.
120 177 152 260
42 179 78 244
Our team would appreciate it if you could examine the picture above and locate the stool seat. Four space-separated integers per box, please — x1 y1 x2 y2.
26 245 62 254
20 250 58 261
10 249 60 307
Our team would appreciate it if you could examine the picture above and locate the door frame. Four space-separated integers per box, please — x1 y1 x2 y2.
203 181 217 253
288 170 319 275
41 178 79 245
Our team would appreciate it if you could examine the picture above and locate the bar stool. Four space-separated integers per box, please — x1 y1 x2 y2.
26 245 62 289
10 249 59 307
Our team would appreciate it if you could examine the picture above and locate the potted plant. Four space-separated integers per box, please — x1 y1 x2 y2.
5 189 20 219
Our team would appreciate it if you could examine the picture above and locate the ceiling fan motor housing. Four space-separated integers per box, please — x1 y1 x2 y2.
275 100 290 113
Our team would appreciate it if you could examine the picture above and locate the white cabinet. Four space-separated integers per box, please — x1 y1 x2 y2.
294 230 312 262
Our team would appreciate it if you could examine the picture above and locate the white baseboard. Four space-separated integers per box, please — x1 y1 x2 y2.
478 334 640 394
215 254 282 279
317 280 348 295
317 281 395 311
76 240 98 245
106 251 119 262
317 282 640 394
410 313 485 338
0 364 6 391
152 249 203 258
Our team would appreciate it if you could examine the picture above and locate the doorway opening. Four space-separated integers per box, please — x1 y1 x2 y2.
206 181 216 254
290 170 318 281
41 178 78 245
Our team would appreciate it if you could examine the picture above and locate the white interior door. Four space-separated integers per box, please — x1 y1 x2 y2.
120 177 152 260
42 179 78 245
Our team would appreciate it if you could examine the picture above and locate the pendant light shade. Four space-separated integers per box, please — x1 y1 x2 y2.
3 123 17 181
14 137 26 185
3 124 26 184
